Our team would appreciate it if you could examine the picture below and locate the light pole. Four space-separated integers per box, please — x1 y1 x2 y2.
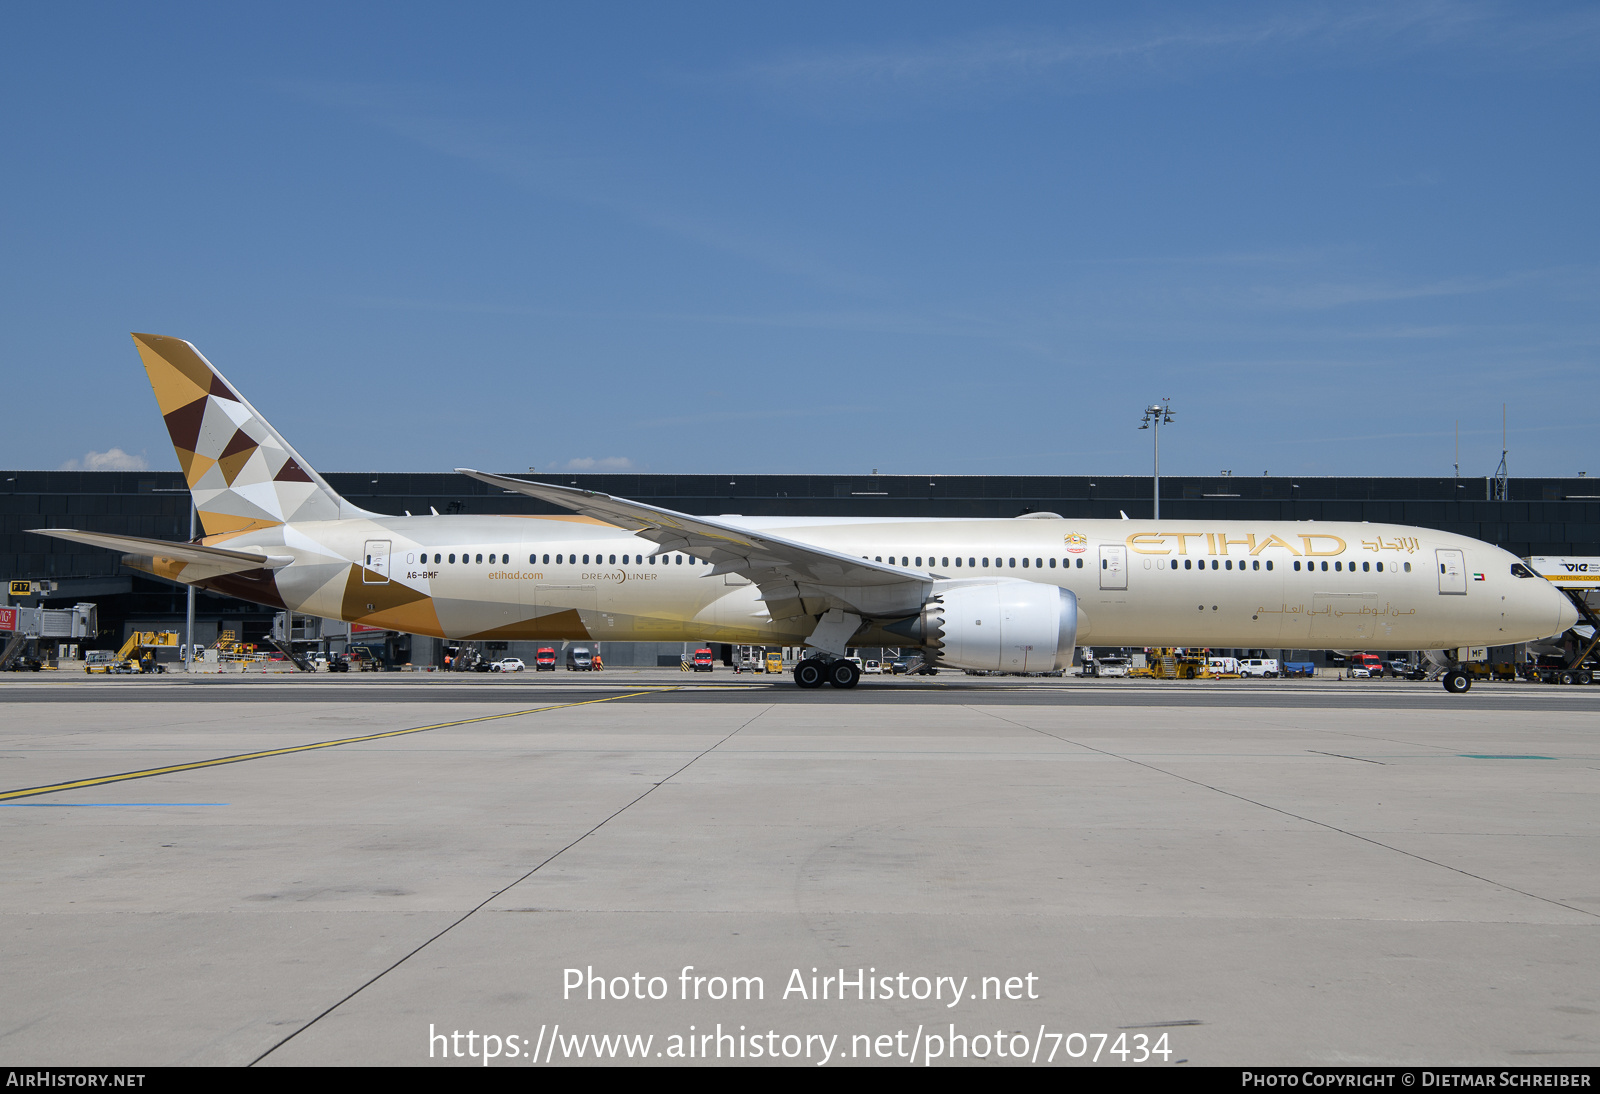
1139 400 1174 520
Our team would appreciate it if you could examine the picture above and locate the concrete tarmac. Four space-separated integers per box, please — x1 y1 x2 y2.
1 672 1595 1067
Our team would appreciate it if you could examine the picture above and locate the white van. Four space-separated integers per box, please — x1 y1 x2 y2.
1096 656 1132 678
1239 658 1280 678
1207 656 1241 675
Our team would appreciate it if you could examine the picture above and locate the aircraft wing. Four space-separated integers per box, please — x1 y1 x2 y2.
28 528 292 569
456 469 931 620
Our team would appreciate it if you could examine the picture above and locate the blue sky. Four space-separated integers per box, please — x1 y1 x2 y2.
3 2 1596 479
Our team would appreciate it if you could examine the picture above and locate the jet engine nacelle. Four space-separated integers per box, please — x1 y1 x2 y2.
922 581 1078 673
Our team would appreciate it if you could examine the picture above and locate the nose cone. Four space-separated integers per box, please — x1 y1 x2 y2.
1552 587 1580 635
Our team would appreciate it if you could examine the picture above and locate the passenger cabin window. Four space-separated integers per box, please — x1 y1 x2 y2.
448 554 456 564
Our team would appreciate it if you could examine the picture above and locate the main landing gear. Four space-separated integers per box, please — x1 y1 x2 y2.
793 657 860 689
1442 670 1472 694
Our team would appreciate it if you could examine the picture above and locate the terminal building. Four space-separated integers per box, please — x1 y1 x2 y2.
4 469 1598 669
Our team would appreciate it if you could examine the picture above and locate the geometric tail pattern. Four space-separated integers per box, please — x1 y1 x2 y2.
132 333 360 538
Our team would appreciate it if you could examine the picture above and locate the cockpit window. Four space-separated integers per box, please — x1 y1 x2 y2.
1510 563 1537 579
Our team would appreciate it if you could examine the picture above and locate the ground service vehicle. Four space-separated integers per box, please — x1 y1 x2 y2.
492 658 525 672
86 631 178 673
1350 653 1386 677
567 646 594 671
1239 658 1280 678
535 647 556 671
34 333 1579 695
766 651 784 674
692 648 714 671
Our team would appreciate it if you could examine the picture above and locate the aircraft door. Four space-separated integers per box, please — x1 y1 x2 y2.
1436 549 1467 595
1099 545 1127 590
362 540 391 584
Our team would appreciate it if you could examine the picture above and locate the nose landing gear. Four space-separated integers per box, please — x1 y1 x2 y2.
1442 669 1472 693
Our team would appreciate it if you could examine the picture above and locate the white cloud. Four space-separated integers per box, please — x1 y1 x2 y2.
728 3 1600 109
60 448 149 471
561 457 633 471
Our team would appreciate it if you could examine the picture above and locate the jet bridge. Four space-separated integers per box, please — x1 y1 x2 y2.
0 603 97 669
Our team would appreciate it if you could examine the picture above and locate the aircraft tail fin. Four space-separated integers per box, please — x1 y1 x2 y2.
131 333 367 538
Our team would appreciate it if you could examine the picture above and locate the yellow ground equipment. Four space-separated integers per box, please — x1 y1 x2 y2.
212 629 260 662
86 631 179 673
1131 648 1217 680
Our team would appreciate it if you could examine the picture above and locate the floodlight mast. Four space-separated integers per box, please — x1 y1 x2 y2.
1139 400 1175 519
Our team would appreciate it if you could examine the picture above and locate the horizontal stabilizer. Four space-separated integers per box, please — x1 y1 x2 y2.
28 528 291 569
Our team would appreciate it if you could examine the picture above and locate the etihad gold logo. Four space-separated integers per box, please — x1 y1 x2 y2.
1124 532 1347 557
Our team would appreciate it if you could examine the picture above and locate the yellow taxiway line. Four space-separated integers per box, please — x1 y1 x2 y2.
0 689 665 803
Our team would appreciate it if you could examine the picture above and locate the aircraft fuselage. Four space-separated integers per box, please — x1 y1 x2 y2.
152 514 1574 652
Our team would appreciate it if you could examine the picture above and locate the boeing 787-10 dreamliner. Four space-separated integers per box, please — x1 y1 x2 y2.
32 335 1578 693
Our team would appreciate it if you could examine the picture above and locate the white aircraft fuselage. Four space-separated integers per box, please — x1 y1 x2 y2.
164 513 1572 653
33 334 1580 688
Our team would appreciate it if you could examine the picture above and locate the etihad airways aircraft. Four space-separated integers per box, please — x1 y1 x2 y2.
33 334 1578 693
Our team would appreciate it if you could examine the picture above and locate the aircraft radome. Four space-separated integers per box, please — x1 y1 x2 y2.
32 334 1579 693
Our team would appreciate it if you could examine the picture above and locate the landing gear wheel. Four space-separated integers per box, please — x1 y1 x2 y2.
1443 670 1472 694
826 660 861 689
794 659 826 689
